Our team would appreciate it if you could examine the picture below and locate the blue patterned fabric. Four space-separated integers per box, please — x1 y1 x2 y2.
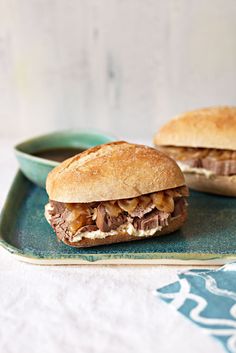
156 264 236 353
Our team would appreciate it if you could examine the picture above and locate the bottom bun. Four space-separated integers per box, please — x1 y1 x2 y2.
62 211 187 248
184 173 236 197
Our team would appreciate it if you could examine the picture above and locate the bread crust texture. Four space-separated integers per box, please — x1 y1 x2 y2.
154 106 236 150
183 172 236 197
46 141 185 202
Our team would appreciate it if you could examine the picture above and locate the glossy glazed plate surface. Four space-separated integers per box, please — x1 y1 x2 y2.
0 171 236 265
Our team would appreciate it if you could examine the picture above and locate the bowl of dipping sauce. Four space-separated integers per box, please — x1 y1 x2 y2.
14 129 115 188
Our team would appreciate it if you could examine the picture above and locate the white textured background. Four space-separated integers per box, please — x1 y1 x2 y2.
0 3 234 352
0 0 236 142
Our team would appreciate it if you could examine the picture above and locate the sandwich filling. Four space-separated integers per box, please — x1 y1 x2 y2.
157 146 236 177
46 186 188 243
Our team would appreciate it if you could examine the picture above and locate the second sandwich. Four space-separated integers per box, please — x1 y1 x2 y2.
154 106 236 196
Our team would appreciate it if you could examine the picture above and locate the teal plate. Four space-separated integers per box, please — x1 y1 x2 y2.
0 171 236 265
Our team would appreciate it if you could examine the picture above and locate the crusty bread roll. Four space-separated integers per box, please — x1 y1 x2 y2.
46 141 185 203
60 211 187 248
154 107 236 197
45 141 188 248
154 106 236 150
183 172 236 197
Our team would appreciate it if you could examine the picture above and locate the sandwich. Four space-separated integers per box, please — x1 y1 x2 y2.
45 141 188 248
154 106 236 196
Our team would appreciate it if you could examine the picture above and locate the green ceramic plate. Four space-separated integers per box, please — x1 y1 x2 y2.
0 171 236 265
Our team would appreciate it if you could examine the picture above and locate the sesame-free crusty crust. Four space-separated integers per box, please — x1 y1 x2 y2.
183 172 236 197
46 141 185 203
154 106 236 150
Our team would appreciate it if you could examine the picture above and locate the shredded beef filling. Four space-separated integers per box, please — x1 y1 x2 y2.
96 204 127 232
48 186 188 242
157 146 236 176
133 209 169 230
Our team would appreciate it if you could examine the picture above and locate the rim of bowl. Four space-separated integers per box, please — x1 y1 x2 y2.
14 128 116 167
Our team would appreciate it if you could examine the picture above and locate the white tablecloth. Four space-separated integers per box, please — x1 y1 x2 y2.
0 139 222 353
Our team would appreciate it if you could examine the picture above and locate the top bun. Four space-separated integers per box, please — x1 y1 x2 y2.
154 106 236 150
46 141 185 203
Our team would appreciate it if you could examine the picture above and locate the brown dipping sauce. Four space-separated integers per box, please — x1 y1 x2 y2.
34 147 85 162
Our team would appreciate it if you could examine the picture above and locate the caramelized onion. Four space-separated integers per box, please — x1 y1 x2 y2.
138 195 151 209
65 204 92 233
65 203 75 211
165 189 182 198
118 198 138 213
104 201 122 217
64 185 188 234
178 185 189 197
69 216 86 233
151 192 174 213
165 186 188 198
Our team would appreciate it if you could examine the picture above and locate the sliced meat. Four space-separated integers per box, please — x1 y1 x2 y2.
158 146 236 176
133 209 170 231
172 198 187 218
50 214 70 241
182 158 202 168
182 157 236 175
48 195 186 241
129 204 155 218
96 204 109 232
159 212 170 227
49 202 71 241
49 200 65 216
96 204 127 232
202 158 236 176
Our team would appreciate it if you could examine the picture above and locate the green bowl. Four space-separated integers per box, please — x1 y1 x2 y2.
14 129 115 188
